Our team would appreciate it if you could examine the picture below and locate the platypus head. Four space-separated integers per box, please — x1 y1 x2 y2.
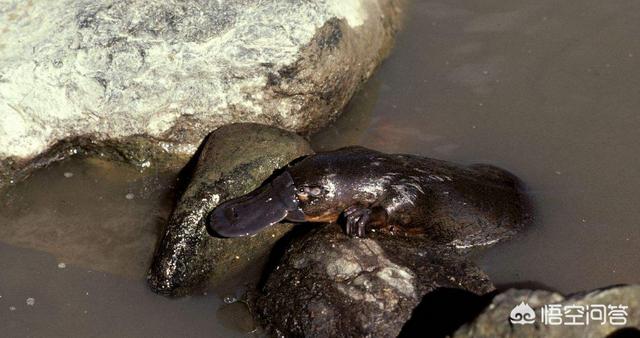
207 151 354 237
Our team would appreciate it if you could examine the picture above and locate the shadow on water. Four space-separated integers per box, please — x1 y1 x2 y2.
147 133 208 264
310 76 381 151
170 132 211 202
399 287 497 338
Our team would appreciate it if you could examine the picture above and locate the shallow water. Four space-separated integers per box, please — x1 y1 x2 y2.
2 0 640 335
0 159 255 337
314 0 640 293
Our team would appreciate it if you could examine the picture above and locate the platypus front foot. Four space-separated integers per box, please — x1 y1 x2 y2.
343 205 372 238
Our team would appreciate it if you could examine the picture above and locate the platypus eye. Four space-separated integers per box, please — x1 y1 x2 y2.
303 186 323 197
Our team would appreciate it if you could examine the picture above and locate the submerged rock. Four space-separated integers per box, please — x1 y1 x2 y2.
256 224 494 337
0 0 405 174
0 135 192 191
452 285 640 338
147 123 313 296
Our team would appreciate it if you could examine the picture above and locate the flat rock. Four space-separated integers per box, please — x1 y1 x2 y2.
147 123 313 296
256 224 494 337
452 285 640 338
0 0 404 166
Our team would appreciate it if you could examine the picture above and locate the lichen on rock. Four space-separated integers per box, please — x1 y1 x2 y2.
0 0 405 183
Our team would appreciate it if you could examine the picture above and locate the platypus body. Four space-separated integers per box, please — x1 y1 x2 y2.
207 146 532 247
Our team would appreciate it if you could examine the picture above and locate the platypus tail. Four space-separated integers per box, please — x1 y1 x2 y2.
468 163 535 231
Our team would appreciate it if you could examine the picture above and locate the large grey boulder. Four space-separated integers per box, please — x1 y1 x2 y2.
453 286 640 338
147 123 313 296
0 0 404 168
256 224 494 337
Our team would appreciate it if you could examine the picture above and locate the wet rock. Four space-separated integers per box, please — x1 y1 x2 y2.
0 0 405 170
256 224 494 337
452 285 640 338
147 123 313 296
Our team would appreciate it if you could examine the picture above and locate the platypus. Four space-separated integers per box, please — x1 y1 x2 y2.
207 146 532 247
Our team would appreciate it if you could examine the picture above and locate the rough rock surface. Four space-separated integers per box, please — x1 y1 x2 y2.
256 224 494 337
453 285 640 338
147 123 313 296
0 0 404 165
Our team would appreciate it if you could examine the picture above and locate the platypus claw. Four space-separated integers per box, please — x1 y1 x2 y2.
344 206 371 238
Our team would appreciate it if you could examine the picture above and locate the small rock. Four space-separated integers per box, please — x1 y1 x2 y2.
9 306 16 311
26 298 35 306
256 224 494 337
452 285 640 338
58 262 66 269
63 172 74 178
125 193 135 200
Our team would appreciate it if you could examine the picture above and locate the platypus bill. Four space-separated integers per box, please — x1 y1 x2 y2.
207 146 532 245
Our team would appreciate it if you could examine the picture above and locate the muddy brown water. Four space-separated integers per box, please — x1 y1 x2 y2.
2 0 640 336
